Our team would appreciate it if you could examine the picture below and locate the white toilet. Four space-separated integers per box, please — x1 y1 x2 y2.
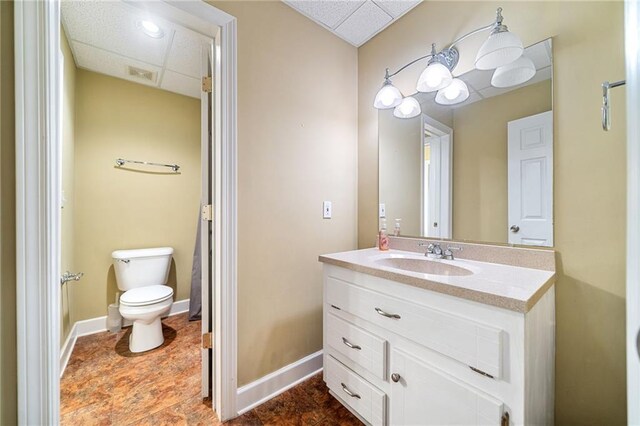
112 247 174 353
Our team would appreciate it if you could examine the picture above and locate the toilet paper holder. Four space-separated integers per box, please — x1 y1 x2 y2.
60 271 84 285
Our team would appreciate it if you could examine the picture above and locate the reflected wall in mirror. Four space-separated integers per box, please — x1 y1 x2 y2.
379 39 553 247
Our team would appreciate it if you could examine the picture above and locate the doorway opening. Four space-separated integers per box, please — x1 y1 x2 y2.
58 1 215 421
420 115 453 239
14 1 238 423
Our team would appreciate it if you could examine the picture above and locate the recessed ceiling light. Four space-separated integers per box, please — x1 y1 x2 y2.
137 19 164 39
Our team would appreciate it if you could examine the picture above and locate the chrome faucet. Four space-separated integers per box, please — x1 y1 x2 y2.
418 242 443 258
418 242 462 260
443 245 462 260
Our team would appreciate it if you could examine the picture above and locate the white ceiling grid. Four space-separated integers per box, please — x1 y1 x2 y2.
61 0 212 98
283 0 422 47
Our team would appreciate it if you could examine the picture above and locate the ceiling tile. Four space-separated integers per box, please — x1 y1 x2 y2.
478 85 511 99
451 91 482 108
61 1 173 66
334 1 392 46
459 68 493 91
71 41 161 87
373 0 421 18
283 0 365 29
283 0 422 47
526 39 553 70
413 91 435 105
166 30 203 78
160 70 201 99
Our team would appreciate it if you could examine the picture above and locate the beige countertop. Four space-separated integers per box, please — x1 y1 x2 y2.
319 248 556 313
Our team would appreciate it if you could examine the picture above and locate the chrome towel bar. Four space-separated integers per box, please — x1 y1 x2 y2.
115 158 180 172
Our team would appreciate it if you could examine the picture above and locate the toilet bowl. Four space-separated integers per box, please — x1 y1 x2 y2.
112 247 174 353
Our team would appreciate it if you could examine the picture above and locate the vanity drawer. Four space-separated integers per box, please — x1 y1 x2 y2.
327 312 387 380
325 355 386 426
326 276 503 378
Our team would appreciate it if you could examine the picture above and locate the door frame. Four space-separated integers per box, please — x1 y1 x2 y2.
420 114 452 239
14 0 238 423
626 0 640 423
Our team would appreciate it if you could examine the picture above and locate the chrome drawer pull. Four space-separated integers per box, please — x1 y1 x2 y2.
342 337 361 350
330 304 341 310
469 366 494 379
340 383 361 399
375 307 401 319
391 373 401 383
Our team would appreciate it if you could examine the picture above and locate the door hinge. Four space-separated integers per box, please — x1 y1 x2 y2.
202 76 212 93
202 204 213 221
202 332 213 349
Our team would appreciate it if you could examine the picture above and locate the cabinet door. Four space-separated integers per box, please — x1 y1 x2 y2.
390 348 504 425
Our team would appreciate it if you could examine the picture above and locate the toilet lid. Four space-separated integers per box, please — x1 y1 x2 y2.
120 285 173 307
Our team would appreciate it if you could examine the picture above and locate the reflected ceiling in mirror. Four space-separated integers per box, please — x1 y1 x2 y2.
378 39 554 247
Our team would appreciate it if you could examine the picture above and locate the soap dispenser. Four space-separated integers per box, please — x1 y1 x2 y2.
378 219 389 251
393 219 402 237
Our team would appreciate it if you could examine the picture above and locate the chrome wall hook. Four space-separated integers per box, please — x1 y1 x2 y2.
602 80 626 131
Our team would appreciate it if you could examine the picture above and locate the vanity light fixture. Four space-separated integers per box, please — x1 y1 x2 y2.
416 44 456 93
373 69 404 109
491 55 536 88
394 96 421 118
137 19 165 39
474 8 523 70
373 7 527 110
435 78 470 105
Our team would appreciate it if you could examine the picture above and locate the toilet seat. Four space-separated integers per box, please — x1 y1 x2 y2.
120 285 173 307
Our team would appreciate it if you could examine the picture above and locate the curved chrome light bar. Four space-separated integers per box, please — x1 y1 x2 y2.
373 7 525 112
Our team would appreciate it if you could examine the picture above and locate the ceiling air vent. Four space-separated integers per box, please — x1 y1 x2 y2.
127 66 157 83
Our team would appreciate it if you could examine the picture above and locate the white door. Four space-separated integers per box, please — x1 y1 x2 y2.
389 348 505 425
507 111 553 246
200 42 214 399
422 117 452 239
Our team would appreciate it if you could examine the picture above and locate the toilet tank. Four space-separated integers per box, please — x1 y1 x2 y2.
112 247 173 291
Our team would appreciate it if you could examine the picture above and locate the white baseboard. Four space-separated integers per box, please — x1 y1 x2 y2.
236 350 323 415
59 326 78 378
60 298 190 376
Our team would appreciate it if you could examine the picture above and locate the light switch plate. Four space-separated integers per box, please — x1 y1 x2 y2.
323 201 332 219
379 203 386 218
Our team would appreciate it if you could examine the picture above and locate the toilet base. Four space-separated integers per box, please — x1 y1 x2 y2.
129 317 164 353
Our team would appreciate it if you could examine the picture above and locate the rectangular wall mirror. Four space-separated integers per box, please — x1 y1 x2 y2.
379 38 553 247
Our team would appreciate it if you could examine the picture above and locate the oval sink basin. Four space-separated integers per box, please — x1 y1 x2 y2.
375 257 474 276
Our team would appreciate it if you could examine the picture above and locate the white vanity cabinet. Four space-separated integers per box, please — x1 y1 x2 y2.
322 264 555 426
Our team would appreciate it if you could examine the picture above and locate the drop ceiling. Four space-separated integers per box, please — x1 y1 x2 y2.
283 0 422 47
61 1 215 99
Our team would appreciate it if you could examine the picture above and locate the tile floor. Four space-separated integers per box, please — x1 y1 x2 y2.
61 313 361 425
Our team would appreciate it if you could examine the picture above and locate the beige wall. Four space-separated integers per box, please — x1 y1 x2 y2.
211 1 358 386
61 29 76 345
453 79 552 243
378 109 422 238
358 2 626 424
72 70 201 322
0 1 17 424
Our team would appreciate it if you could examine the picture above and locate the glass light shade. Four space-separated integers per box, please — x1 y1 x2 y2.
416 62 453 92
374 82 403 109
393 97 421 119
435 79 469 105
475 31 524 70
491 55 536 88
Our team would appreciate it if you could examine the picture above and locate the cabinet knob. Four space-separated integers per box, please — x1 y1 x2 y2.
391 373 401 383
510 225 520 233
